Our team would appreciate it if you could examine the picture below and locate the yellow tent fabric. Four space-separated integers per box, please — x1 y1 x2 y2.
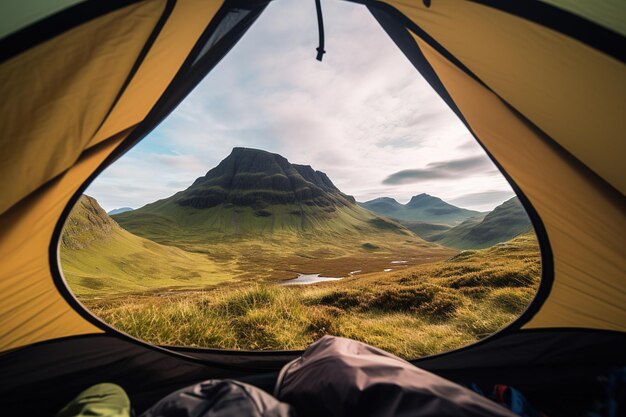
0 132 128 351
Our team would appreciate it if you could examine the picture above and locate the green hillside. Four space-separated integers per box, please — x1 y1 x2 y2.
360 194 483 226
433 197 533 249
60 196 230 296
87 231 540 358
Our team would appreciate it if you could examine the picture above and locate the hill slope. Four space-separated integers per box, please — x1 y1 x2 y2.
60 196 229 296
433 197 533 249
89 231 540 357
360 194 482 226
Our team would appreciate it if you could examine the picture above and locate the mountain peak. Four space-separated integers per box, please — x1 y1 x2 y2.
62 195 118 250
177 148 355 209
406 193 443 207
359 197 401 207
229 146 271 157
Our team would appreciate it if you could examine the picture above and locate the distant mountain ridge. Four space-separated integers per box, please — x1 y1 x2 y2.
108 207 133 215
107 148 532 251
360 193 482 226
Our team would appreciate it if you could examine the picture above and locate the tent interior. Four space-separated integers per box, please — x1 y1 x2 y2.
0 0 624 416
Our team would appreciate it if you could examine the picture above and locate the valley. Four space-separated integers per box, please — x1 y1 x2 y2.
84 232 540 357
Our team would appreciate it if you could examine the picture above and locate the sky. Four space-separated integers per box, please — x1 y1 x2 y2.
87 0 515 213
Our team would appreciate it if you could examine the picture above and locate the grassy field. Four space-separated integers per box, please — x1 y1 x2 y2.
83 232 540 359
62 197 454 296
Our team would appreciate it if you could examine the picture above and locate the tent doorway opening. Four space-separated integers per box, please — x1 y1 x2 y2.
58 0 541 359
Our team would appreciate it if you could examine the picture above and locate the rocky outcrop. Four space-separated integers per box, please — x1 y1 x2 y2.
176 148 355 209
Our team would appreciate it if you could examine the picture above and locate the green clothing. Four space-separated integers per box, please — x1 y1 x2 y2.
56 383 130 417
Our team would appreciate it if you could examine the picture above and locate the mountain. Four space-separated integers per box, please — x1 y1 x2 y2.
60 195 229 296
107 207 133 215
113 148 419 244
432 197 533 249
359 197 403 214
61 195 118 250
175 147 356 210
360 193 483 226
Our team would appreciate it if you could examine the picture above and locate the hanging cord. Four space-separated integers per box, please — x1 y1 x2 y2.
315 0 326 61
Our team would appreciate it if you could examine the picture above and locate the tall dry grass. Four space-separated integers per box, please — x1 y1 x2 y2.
85 232 540 359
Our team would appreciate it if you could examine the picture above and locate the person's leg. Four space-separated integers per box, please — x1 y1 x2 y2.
56 383 131 417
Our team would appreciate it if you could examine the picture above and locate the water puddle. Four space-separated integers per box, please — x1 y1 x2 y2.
282 273 343 286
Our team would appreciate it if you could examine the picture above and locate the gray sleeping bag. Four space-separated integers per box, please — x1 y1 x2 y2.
274 335 518 417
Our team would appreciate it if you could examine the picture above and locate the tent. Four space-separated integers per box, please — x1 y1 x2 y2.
1 0 624 415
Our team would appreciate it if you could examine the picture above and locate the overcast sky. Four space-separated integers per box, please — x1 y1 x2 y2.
87 0 515 212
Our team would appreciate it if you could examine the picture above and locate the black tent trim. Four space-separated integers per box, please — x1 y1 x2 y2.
45 0 567 367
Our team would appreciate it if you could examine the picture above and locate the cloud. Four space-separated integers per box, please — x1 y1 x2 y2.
457 140 481 150
448 190 517 212
150 154 206 173
382 156 498 185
